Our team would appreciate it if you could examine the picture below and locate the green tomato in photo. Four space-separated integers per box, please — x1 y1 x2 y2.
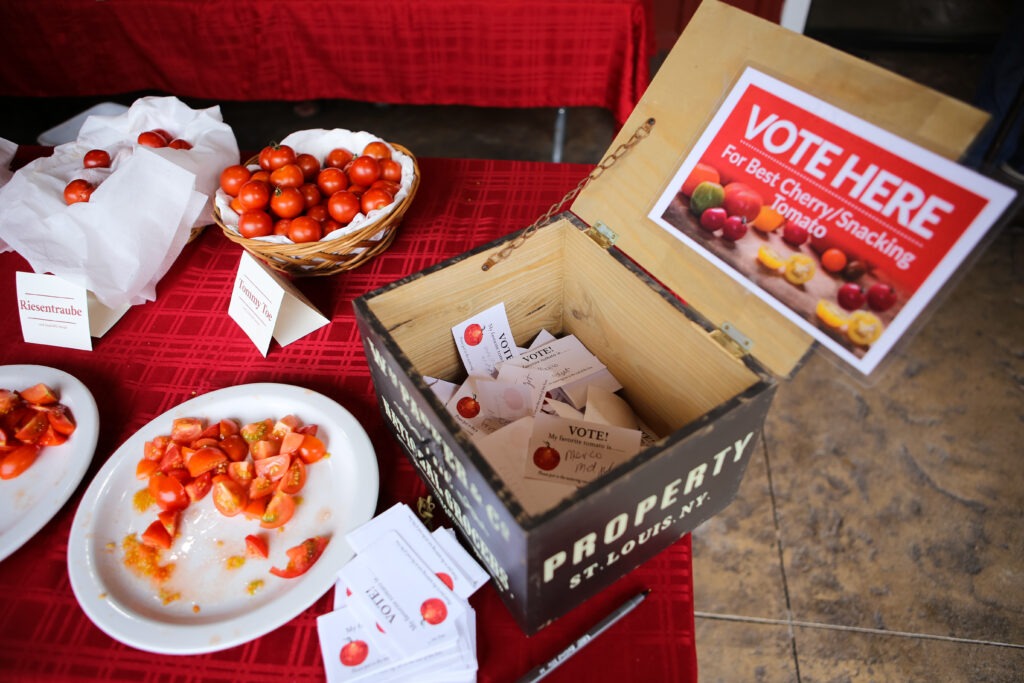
689 181 725 216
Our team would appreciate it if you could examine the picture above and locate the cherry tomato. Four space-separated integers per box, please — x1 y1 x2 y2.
321 219 342 235
63 179 95 205
347 156 380 186
237 179 271 211
370 179 400 195
361 188 393 214
0 444 40 480
211 474 248 517
237 209 274 238
168 138 192 150
277 458 306 495
269 163 304 189
186 446 228 478
46 405 76 435
137 130 169 148
327 190 360 224
20 383 58 405
220 164 252 196
136 458 160 480
254 454 291 481
258 143 296 172
245 534 269 559
220 433 249 461
227 460 255 487
270 186 305 219
317 167 348 196
294 153 321 181
306 204 329 223
298 434 328 464
83 149 111 169
148 473 190 512
288 216 322 243
269 536 328 578
299 183 322 209
379 158 402 183
249 476 275 500
362 141 392 160
230 196 245 214
260 490 296 529
251 169 271 184
273 218 292 236
325 147 353 169
185 471 213 502
141 520 173 549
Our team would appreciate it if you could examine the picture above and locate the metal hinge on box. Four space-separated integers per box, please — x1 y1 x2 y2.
711 322 752 358
584 221 618 248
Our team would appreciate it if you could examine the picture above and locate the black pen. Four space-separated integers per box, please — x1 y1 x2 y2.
515 589 651 683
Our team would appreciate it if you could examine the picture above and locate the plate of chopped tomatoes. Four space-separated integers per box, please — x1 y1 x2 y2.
0 365 99 563
67 383 379 654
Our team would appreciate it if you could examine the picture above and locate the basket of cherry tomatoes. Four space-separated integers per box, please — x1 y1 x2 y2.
213 129 419 276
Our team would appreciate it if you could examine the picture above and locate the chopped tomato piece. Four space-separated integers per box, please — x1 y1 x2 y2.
148 472 190 512
272 415 302 438
157 509 180 537
219 434 249 462
260 490 296 529
137 458 160 480
228 460 254 487
141 520 173 550
249 475 275 500
199 421 221 439
279 431 305 456
241 419 273 443
14 411 50 445
277 458 306 495
143 436 168 461
19 383 59 406
245 534 269 559
270 536 328 578
0 444 40 479
211 474 248 517
0 389 19 415
185 471 213 502
46 405 76 436
250 439 281 461
297 424 319 437
298 434 327 464
243 495 269 520
170 417 204 444
159 442 186 473
38 424 68 446
254 454 290 482
219 418 240 438
186 446 228 478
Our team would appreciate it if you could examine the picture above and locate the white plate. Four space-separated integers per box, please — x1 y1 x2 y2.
0 365 100 563
68 383 379 655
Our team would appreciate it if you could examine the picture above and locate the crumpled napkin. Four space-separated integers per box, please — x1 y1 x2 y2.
0 137 16 189
0 96 239 309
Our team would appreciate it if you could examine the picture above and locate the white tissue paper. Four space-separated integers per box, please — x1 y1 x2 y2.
0 137 16 191
0 96 239 309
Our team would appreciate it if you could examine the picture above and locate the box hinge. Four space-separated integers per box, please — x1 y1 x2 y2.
711 322 753 358
584 221 618 249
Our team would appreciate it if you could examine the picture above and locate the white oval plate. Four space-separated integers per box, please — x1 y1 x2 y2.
68 383 379 655
0 365 100 563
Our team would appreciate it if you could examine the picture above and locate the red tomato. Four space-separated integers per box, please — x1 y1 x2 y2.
249 475 275 500
294 153 321 181
171 417 203 443
260 490 296 529
137 130 169 148
219 433 249 461
370 179 400 196
63 179 95 205
237 180 271 211
20 383 58 405
321 218 342 235
270 186 305 219
0 444 40 480
288 216 322 243
211 474 248 517
327 191 360 224
273 218 291 236
379 159 402 183
136 458 159 480
245 534 269 559
258 143 296 172
83 149 111 169
325 147 353 169
305 204 329 223
220 165 252 196
299 183 322 209
317 167 349 196
298 434 327 464
168 138 192 150
15 411 50 444
148 473 190 512
46 405 76 435
361 188 393 214
219 418 240 438
270 536 328 578
141 520 173 550
243 495 269 520
277 458 306 495
158 509 180 537
227 460 254 487
237 209 274 238
254 454 290 481
185 471 213 502
186 446 228 478
269 163 304 189
38 425 68 447
362 141 392 160
347 156 380 186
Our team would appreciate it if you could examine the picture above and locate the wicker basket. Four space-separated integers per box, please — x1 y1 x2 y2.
214 142 419 276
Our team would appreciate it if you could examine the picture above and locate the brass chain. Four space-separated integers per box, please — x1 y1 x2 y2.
481 117 656 271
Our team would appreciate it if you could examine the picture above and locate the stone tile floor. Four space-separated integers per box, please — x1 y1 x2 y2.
1 32 1022 683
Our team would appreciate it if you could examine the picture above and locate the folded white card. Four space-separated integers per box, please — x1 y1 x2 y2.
524 413 642 486
451 302 517 378
16 271 130 350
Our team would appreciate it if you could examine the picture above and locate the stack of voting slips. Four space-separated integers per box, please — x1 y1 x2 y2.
317 503 490 682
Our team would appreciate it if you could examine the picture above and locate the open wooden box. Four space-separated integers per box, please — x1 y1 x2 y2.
354 0 993 633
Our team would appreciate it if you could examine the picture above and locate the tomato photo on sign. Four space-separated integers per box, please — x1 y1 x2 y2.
420 598 448 625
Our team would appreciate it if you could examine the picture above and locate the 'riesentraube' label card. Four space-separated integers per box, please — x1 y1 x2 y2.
451 302 517 378
228 252 329 356
525 413 641 486
16 271 129 350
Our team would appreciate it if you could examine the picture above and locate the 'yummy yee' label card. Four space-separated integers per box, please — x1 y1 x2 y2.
524 413 642 486
451 302 517 378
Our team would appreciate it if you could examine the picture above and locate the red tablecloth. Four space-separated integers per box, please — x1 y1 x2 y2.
0 153 696 682
0 1 652 125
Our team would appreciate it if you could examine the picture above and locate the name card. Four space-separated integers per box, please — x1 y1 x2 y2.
16 271 130 350
228 252 329 356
